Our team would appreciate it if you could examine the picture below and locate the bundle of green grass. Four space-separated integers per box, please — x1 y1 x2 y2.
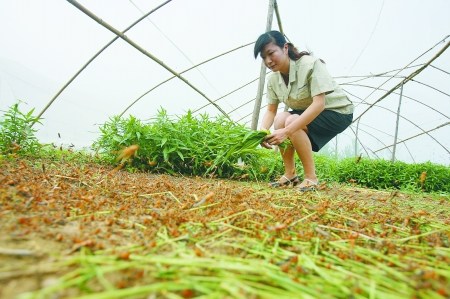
94 111 285 178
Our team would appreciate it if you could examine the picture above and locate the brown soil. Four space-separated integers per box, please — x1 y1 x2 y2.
1 156 449 298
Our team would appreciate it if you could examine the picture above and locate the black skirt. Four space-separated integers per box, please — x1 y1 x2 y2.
289 109 353 152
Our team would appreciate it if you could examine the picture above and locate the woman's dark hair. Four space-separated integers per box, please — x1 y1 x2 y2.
254 30 311 61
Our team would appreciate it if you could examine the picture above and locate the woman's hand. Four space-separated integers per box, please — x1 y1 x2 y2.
264 129 289 147
259 129 273 149
260 139 273 149
259 103 278 149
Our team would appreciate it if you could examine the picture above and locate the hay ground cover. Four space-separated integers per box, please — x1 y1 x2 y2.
0 155 449 299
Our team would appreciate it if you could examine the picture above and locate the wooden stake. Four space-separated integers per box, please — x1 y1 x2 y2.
251 0 276 130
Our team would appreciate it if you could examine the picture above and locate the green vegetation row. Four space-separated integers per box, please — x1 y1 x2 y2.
93 109 273 179
1 103 449 193
92 109 450 193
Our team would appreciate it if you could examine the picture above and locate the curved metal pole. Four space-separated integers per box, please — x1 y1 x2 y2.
430 64 450 75
193 70 272 115
229 95 260 116
348 125 380 159
334 63 425 81
352 36 449 111
192 77 258 115
374 122 449 153
344 88 450 155
344 98 414 162
34 0 172 124
341 74 450 99
119 42 254 117
410 79 450 98
67 0 229 119
353 40 450 122
342 83 449 119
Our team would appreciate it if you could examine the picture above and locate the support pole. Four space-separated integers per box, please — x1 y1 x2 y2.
274 0 284 35
274 1 291 113
251 0 275 130
354 119 360 157
335 135 338 160
391 83 404 162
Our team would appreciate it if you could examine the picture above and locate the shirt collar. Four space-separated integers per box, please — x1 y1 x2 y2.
277 59 297 85
288 59 296 82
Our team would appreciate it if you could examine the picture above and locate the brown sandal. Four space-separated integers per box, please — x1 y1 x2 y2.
269 175 299 188
297 179 318 192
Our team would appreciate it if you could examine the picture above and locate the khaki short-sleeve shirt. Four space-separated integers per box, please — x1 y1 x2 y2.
266 56 354 114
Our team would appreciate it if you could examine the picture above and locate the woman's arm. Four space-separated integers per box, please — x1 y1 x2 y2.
265 94 325 145
259 103 278 131
285 93 325 135
260 103 278 149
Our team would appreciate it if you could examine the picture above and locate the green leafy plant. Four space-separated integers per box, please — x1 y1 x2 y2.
0 102 41 155
93 109 280 178
335 157 450 193
93 109 449 194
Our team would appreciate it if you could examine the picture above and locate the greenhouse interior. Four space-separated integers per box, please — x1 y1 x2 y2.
0 1 449 298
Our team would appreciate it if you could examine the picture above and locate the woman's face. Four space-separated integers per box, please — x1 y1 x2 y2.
261 42 289 73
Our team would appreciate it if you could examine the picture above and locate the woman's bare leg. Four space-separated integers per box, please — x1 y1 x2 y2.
274 112 297 179
285 115 318 187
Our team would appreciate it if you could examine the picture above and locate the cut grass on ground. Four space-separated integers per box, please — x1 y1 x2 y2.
0 157 449 299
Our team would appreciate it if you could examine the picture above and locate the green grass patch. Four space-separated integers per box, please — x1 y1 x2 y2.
1 104 448 194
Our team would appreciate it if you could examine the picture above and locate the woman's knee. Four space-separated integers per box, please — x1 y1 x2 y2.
285 114 308 132
273 112 291 129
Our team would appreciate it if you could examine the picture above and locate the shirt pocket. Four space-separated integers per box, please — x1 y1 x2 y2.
273 87 290 103
293 83 310 100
